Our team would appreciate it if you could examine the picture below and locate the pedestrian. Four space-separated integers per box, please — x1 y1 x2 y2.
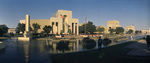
98 36 103 49
146 35 150 47
131 35 133 40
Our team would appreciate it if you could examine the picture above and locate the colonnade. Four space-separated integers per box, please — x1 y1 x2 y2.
51 22 79 35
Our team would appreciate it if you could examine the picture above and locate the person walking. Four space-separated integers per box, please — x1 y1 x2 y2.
146 35 150 47
131 35 133 40
98 36 103 49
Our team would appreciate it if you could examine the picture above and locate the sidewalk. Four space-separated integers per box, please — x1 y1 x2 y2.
125 39 150 56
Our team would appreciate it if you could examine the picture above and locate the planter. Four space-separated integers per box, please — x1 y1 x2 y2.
113 37 121 42
102 38 112 46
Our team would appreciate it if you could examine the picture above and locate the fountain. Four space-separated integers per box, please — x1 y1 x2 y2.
18 15 31 41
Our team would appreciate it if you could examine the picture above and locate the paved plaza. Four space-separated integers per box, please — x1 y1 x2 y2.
125 39 150 56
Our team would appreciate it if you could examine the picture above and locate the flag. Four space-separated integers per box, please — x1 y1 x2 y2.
85 17 88 23
60 14 65 19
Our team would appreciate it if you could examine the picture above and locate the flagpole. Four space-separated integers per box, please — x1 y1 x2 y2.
85 17 87 35
85 23 86 35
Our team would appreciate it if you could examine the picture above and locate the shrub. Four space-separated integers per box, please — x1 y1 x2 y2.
102 37 112 46
113 37 121 42
121 36 128 40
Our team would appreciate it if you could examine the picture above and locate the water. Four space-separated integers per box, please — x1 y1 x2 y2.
0 35 146 63
0 40 52 63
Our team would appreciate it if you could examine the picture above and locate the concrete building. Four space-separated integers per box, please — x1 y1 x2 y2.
94 20 121 34
79 23 85 33
127 25 135 33
20 10 79 35
8 28 16 34
141 28 150 35
106 20 121 33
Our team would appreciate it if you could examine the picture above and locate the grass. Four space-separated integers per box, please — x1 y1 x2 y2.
51 41 136 63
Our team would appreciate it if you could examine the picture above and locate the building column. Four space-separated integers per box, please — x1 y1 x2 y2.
53 22 56 34
73 23 75 34
57 22 58 34
76 23 79 35
55 22 57 34
52 22 54 34
25 15 30 32
24 14 30 37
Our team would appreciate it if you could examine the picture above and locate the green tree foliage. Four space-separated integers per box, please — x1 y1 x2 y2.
68 29 71 34
32 23 41 33
96 27 105 33
16 23 32 33
60 30 63 34
135 30 142 34
116 27 124 34
43 25 52 34
16 23 25 33
82 21 96 34
0 25 8 36
127 29 133 34
108 28 115 34
30 26 33 31
64 15 67 17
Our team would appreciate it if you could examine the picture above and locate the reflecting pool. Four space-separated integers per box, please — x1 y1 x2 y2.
0 35 145 63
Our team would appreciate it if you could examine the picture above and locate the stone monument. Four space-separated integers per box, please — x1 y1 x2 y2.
18 14 31 41
24 15 30 37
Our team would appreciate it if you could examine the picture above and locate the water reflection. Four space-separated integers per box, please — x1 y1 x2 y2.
17 41 30 63
0 35 146 62
0 48 5 53
80 37 96 49
47 35 146 54
56 41 70 52
0 40 51 63
49 40 79 54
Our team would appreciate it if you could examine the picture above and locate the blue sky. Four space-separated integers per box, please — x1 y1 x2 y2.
0 0 150 30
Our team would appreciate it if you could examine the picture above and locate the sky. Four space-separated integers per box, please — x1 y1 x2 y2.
0 0 150 30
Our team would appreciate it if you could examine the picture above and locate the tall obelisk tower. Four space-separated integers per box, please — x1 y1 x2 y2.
24 14 30 37
26 15 30 32
18 14 31 41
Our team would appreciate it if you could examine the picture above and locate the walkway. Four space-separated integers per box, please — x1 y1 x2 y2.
125 39 150 56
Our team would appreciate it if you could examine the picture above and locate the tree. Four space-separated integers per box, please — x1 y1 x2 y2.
30 26 33 31
32 23 41 33
68 29 71 34
0 25 8 36
60 30 63 34
108 28 115 34
135 30 142 34
43 25 52 34
127 29 133 34
82 21 96 34
135 30 139 34
115 27 124 34
0 28 5 36
16 23 32 34
96 27 105 33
